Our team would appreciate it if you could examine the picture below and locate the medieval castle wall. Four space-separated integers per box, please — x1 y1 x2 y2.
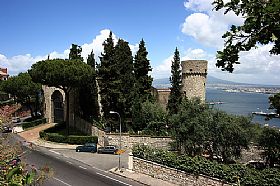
43 59 208 123
181 60 208 102
155 60 208 108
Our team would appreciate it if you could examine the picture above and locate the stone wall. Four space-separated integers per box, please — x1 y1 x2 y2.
133 157 232 186
43 85 65 123
155 89 171 110
72 116 93 135
104 133 172 150
96 130 172 150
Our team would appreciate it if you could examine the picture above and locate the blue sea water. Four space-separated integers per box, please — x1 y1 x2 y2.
206 87 280 127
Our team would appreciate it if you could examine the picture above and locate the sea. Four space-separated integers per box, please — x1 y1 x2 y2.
206 87 280 127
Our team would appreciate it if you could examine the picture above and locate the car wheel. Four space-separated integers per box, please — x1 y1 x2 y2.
76 149 80 152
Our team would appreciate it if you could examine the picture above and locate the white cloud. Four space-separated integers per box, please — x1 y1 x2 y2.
153 44 280 85
81 29 138 63
182 0 243 48
0 29 138 76
177 0 280 85
152 55 173 79
184 0 213 12
208 44 280 85
0 54 47 76
152 48 215 79
81 29 117 62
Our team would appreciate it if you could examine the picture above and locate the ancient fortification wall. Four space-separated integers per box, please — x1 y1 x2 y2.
133 157 231 186
181 60 208 102
154 60 208 108
43 85 65 123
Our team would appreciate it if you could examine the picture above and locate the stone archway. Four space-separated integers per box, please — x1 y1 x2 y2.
51 90 64 123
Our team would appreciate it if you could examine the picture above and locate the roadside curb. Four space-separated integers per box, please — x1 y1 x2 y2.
109 167 150 186
32 138 78 149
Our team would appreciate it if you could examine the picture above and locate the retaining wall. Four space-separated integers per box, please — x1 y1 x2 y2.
133 157 233 186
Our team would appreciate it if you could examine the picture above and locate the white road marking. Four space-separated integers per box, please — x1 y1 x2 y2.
79 165 87 170
91 166 104 172
49 150 61 155
96 172 132 186
54 177 72 186
67 161 73 164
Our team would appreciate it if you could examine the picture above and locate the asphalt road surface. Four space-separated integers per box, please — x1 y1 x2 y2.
7 134 143 186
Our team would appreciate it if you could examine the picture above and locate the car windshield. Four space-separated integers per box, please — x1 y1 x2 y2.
85 143 96 146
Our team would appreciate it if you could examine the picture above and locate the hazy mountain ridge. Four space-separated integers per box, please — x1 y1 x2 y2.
153 76 280 88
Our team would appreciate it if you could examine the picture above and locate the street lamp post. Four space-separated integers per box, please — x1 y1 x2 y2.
109 111 121 170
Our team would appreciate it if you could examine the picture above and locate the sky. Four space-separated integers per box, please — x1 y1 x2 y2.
1 0 280 85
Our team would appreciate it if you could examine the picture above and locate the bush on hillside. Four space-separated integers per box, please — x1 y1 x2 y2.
39 123 98 145
132 145 280 185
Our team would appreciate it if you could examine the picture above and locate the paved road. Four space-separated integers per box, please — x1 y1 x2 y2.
8 134 143 186
22 148 141 186
53 148 129 171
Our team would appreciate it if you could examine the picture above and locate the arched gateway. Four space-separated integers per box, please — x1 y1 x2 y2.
43 85 65 123
51 90 64 123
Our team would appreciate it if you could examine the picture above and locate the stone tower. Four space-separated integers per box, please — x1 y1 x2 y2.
181 60 208 102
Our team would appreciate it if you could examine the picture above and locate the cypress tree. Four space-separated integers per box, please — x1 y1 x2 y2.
114 39 134 130
97 31 116 120
68 44 99 121
134 39 153 102
69 44 83 61
167 47 182 115
79 51 100 121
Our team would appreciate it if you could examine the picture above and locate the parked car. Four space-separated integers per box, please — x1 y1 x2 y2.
12 117 21 123
2 126 12 133
76 143 97 153
97 145 118 154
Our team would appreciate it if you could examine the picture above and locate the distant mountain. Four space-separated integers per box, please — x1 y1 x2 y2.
207 75 239 85
152 78 170 88
152 75 244 88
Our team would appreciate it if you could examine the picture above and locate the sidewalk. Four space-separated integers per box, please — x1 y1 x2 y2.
17 123 177 186
110 168 176 186
17 123 78 149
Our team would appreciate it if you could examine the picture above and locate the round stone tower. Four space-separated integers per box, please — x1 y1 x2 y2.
181 60 208 102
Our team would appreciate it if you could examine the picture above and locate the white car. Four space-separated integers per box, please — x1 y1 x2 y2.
12 117 21 123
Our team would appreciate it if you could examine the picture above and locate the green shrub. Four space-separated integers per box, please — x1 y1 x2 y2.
22 118 47 129
67 136 98 144
45 133 67 143
39 123 98 145
132 145 280 185
39 130 46 138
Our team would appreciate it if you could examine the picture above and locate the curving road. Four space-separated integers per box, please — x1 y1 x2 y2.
8 134 143 186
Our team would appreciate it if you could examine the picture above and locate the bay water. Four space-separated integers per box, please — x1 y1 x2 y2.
206 87 280 127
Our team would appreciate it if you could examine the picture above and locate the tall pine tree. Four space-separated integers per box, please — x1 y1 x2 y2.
114 39 134 130
69 44 83 61
79 51 100 121
134 39 153 102
97 31 116 120
167 47 182 115
68 44 100 121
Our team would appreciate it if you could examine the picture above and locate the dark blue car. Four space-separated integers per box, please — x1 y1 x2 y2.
76 143 97 153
